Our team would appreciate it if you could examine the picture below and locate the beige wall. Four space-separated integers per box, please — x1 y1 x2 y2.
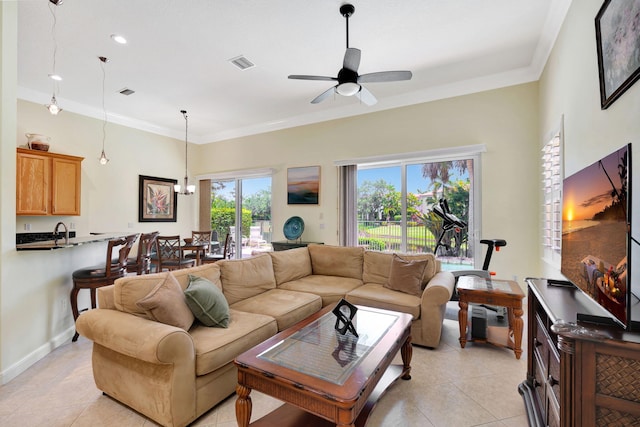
4 0 636 385
195 83 541 285
538 0 640 288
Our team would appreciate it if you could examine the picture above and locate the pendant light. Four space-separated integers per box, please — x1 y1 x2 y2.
98 56 110 165
45 0 63 115
174 110 195 195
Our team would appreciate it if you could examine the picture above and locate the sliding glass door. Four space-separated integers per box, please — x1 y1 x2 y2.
210 176 272 259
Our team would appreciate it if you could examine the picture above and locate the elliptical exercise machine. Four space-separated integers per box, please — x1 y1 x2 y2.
430 199 507 318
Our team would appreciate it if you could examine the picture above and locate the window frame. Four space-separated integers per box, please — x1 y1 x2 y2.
336 144 485 267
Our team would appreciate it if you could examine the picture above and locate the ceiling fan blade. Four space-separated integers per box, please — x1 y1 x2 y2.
343 48 361 72
356 85 377 106
311 86 337 104
358 70 412 83
288 75 337 81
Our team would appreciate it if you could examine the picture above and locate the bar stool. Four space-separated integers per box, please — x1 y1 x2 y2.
71 233 138 341
126 231 159 275
156 235 196 271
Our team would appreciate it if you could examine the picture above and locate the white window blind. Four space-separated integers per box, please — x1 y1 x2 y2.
541 128 563 263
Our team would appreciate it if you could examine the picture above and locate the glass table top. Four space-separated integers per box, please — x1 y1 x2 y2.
258 307 399 385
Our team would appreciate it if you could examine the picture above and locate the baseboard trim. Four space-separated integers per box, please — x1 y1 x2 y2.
0 326 75 385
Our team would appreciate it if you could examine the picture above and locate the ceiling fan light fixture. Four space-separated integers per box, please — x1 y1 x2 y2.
110 34 127 44
336 82 360 96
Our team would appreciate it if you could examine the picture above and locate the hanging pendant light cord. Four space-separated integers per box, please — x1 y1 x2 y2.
101 60 107 152
182 110 188 179
98 57 109 164
49 2 58 83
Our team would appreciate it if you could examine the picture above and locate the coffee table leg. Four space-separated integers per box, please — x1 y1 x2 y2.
458 300 468 348
235 384 252 427
401 334 412 380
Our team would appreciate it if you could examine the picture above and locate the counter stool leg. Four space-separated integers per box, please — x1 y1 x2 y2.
70 285 80 342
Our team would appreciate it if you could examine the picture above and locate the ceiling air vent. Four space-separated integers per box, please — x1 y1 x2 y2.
229 55 255 71
119 88 135 96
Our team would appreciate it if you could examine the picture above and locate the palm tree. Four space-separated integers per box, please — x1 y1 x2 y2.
419 160 473 257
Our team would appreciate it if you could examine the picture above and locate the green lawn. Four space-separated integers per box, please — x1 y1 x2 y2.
359 224 437 250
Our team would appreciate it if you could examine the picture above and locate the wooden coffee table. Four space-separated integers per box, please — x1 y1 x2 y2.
234 305 413 427
456 275 525 359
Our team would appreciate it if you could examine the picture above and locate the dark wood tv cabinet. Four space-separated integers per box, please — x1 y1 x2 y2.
520 278 640 426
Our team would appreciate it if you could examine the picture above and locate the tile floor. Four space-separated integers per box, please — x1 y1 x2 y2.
0 303 529 426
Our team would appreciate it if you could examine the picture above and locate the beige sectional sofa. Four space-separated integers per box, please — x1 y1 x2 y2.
76 245 454 427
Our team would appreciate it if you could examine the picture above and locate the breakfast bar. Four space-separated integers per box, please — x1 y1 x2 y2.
16 232 130 251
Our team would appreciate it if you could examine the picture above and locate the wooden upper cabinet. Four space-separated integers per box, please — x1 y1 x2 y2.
16 148 83 216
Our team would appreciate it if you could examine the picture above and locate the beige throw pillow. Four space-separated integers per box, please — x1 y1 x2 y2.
383 254 428 297
136 274 194 331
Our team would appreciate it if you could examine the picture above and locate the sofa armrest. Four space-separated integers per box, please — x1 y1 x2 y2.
97 285 116 309
421 270 455 305
417 270 455 348
76 308 195 364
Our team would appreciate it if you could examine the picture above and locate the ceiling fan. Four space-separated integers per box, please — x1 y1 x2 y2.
288 3 412 106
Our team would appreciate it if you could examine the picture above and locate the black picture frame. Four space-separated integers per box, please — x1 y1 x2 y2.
138 175 177 222
595 0 640 109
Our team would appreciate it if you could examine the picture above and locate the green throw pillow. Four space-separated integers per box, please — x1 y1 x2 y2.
184 275 230 328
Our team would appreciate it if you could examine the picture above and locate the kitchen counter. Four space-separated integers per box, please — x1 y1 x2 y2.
16 232 131 251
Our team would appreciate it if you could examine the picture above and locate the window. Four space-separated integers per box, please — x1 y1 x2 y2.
337 145 485 270
541 120 563 266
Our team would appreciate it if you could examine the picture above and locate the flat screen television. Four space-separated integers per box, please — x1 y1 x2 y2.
561 143 631 328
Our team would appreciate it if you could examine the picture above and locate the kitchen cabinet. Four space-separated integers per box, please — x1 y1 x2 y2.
16 148 83 216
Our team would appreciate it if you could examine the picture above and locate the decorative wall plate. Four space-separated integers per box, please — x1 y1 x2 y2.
283 216 304 240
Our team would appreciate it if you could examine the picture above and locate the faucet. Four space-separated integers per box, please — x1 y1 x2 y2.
54 222 69 245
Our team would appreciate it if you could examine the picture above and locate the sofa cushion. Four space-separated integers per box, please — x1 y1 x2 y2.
383 254 428 297
346 283 421 320
219 254 276 305
230 289 322 331
278 275 363 306
308 244 364 280
184 275 230 328
136 274 194 330
113 264 222 317
363 251 438 286
171 263 222 290
269 247 312 285
115 272 172 317
189 309 277 376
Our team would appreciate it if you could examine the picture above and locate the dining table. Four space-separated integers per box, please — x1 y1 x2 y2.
180 240 210 266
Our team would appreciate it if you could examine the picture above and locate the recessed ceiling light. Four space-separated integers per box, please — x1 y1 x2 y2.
48 74 62 81
110 34 127 44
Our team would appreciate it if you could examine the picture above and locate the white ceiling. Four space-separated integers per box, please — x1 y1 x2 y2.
17 0 571 144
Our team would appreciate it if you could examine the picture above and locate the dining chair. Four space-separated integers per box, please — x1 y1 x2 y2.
71 233 138 341
156 235 196 271
184 230 212 263
126 231 159 275
201 233 232 264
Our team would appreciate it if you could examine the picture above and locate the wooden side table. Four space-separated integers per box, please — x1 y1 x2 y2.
271 241 323 251
456 275 525 359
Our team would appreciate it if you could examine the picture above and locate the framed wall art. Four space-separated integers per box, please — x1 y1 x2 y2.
138 175 178 222
595 0 640 109
287 166 320 205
